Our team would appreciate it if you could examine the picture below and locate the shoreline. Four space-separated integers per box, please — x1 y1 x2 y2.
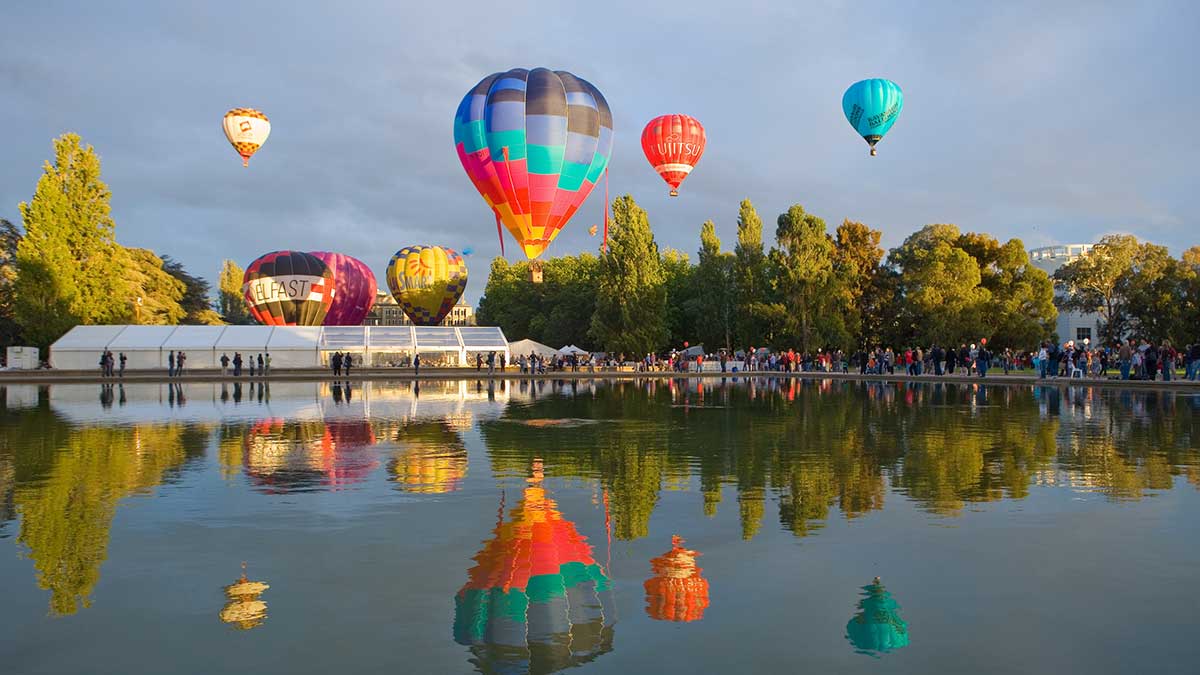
2 367 1198 392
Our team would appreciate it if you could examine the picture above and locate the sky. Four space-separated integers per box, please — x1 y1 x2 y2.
2 0 1197 305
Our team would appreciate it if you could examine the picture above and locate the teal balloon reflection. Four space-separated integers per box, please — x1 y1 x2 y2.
846 577 909 655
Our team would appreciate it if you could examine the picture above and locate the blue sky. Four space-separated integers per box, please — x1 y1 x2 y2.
2 1 1196 303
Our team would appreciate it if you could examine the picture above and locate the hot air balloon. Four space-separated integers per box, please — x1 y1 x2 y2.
385 245 468 326
222 108 271 167
308 252 377 326
243 251 335 326
842 79 903 156
453 68 613 261
846 577 909 655
641 114 706 196
453 462 614 673
644 535 710 622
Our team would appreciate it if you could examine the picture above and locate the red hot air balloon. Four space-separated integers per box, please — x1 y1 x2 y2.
641 114 706 197
243 251 335 326
309 252 378 326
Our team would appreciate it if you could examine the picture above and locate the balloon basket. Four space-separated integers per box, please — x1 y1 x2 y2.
669 189 679 197
869 147 877 157
529 260 544 284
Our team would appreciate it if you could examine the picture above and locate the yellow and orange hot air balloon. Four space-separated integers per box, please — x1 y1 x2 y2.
223 108 271 167
385 245 468 326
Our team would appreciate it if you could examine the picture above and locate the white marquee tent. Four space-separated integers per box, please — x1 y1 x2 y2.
508 338 557 359
49 325 509 371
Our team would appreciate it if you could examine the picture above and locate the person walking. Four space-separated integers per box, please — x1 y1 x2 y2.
119 352 127 377
167 350 176 377
220 353 230 375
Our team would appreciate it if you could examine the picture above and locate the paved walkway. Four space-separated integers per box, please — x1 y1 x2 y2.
2 367 1198 391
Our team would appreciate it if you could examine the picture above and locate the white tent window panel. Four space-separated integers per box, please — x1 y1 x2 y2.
266 326 322 368
412 326 460 351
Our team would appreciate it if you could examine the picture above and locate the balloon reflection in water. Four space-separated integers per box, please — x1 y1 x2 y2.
453 462 614 674
644 535 710 622
238 419 378 493
846 577 909 655
389 421 468 494
220 563 269 630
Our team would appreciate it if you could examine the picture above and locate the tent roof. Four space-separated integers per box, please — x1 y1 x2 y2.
162 325 228 350
214 325 272 351
51 325 128 350
558 345 588 355
107 325 177 350
267 326 322 349
509 338 556 358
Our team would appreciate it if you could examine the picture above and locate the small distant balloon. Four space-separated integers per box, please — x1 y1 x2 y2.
641 114 706 196
223 108 271 167
841 79 903 156
588 225 598 237
461 247 474 256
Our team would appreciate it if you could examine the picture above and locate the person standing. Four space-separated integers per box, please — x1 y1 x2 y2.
1144 342 1159 382
220 353 230 375
264 353 271 375
1118 340 1132 380
343 353 353 376
119 352 127 378
476 353 483 372
248 355 255 377
332 351 342 377
413 353 421 376
1161 340 1176 382
256 353 264 376
1191 343 1200 381
232 352 243 376
167 350 176 377
946 346 957 375
177 351 186 376
1037 343 1049 379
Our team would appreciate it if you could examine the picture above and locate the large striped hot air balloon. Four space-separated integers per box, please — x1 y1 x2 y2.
385 245 468 326
842 79 903 156
309 252 377 326
641 114 706 197
453 462 614 673
242 251 334 326
222 108 271 167
454 68 613 260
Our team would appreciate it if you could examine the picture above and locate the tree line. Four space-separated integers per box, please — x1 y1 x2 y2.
0 134 256 351
480 195 1200 355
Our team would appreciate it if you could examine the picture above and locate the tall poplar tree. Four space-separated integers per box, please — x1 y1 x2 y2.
15 134 133 347
0 218 21 346
691 220 735 351
733 199 768 349
589 195 667 356
218 259 253 324
771 204 842 351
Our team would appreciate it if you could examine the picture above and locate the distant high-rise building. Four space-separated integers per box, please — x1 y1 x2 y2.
362 291 475 327
1027 244 1102 345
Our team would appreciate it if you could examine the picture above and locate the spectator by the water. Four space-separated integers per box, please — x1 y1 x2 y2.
220 353 230 375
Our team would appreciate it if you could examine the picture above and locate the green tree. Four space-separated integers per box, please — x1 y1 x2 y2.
162 256 223 325
888 224 989 347
0 218 21 346
1121 243 1186 344
689 220 735 351
121 248 185 325
770 204 843 351
14 134 134 348
660 248 695 348
589 195 668 356
477 255 601 348
218 259 253 325
1053 234 1152 344
832 219 885 346
733 199 768 349
957 234 1056 348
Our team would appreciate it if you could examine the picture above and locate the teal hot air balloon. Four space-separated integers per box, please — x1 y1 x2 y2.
842 79 903 156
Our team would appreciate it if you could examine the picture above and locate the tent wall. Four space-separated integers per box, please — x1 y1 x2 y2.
163 326 228 370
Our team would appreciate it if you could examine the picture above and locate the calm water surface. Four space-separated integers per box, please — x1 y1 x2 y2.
1 378 1198 674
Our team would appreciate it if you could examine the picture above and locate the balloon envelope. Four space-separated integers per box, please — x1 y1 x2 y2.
309 252 377 326
841 79 903 155
385 245 468 326
223 108 271 167
641 114 706 196
454 67 613 259
243 251 334 326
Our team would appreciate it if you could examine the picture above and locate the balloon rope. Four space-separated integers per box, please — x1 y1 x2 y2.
494 212 505 257
602 167 610 252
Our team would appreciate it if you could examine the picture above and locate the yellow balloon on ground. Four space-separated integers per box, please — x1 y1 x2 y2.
223 108 271 167
385 245 468 326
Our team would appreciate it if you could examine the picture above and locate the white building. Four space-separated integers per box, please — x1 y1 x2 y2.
1028 244 1103 344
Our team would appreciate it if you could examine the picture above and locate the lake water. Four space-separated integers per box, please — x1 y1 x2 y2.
1 378 1198 674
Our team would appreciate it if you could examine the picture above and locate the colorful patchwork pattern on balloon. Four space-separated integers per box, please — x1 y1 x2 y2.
385 245 468 325
454 68 613 259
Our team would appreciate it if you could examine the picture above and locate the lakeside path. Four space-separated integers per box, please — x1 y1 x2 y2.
3 368 1199 392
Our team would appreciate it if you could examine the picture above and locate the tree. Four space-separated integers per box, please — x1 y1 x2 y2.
477 255 601 348
1053 234 1149 344
888 224 989 347
770 204 843 351
121 248 185 325
589 195 668 356
218 259 253 325
957 234 1056 349
0 218 21 347
832 219 885 346
660 248 695 348
14 134 134 348
733 199 768 349
162 256 223 325
689 220 735 351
